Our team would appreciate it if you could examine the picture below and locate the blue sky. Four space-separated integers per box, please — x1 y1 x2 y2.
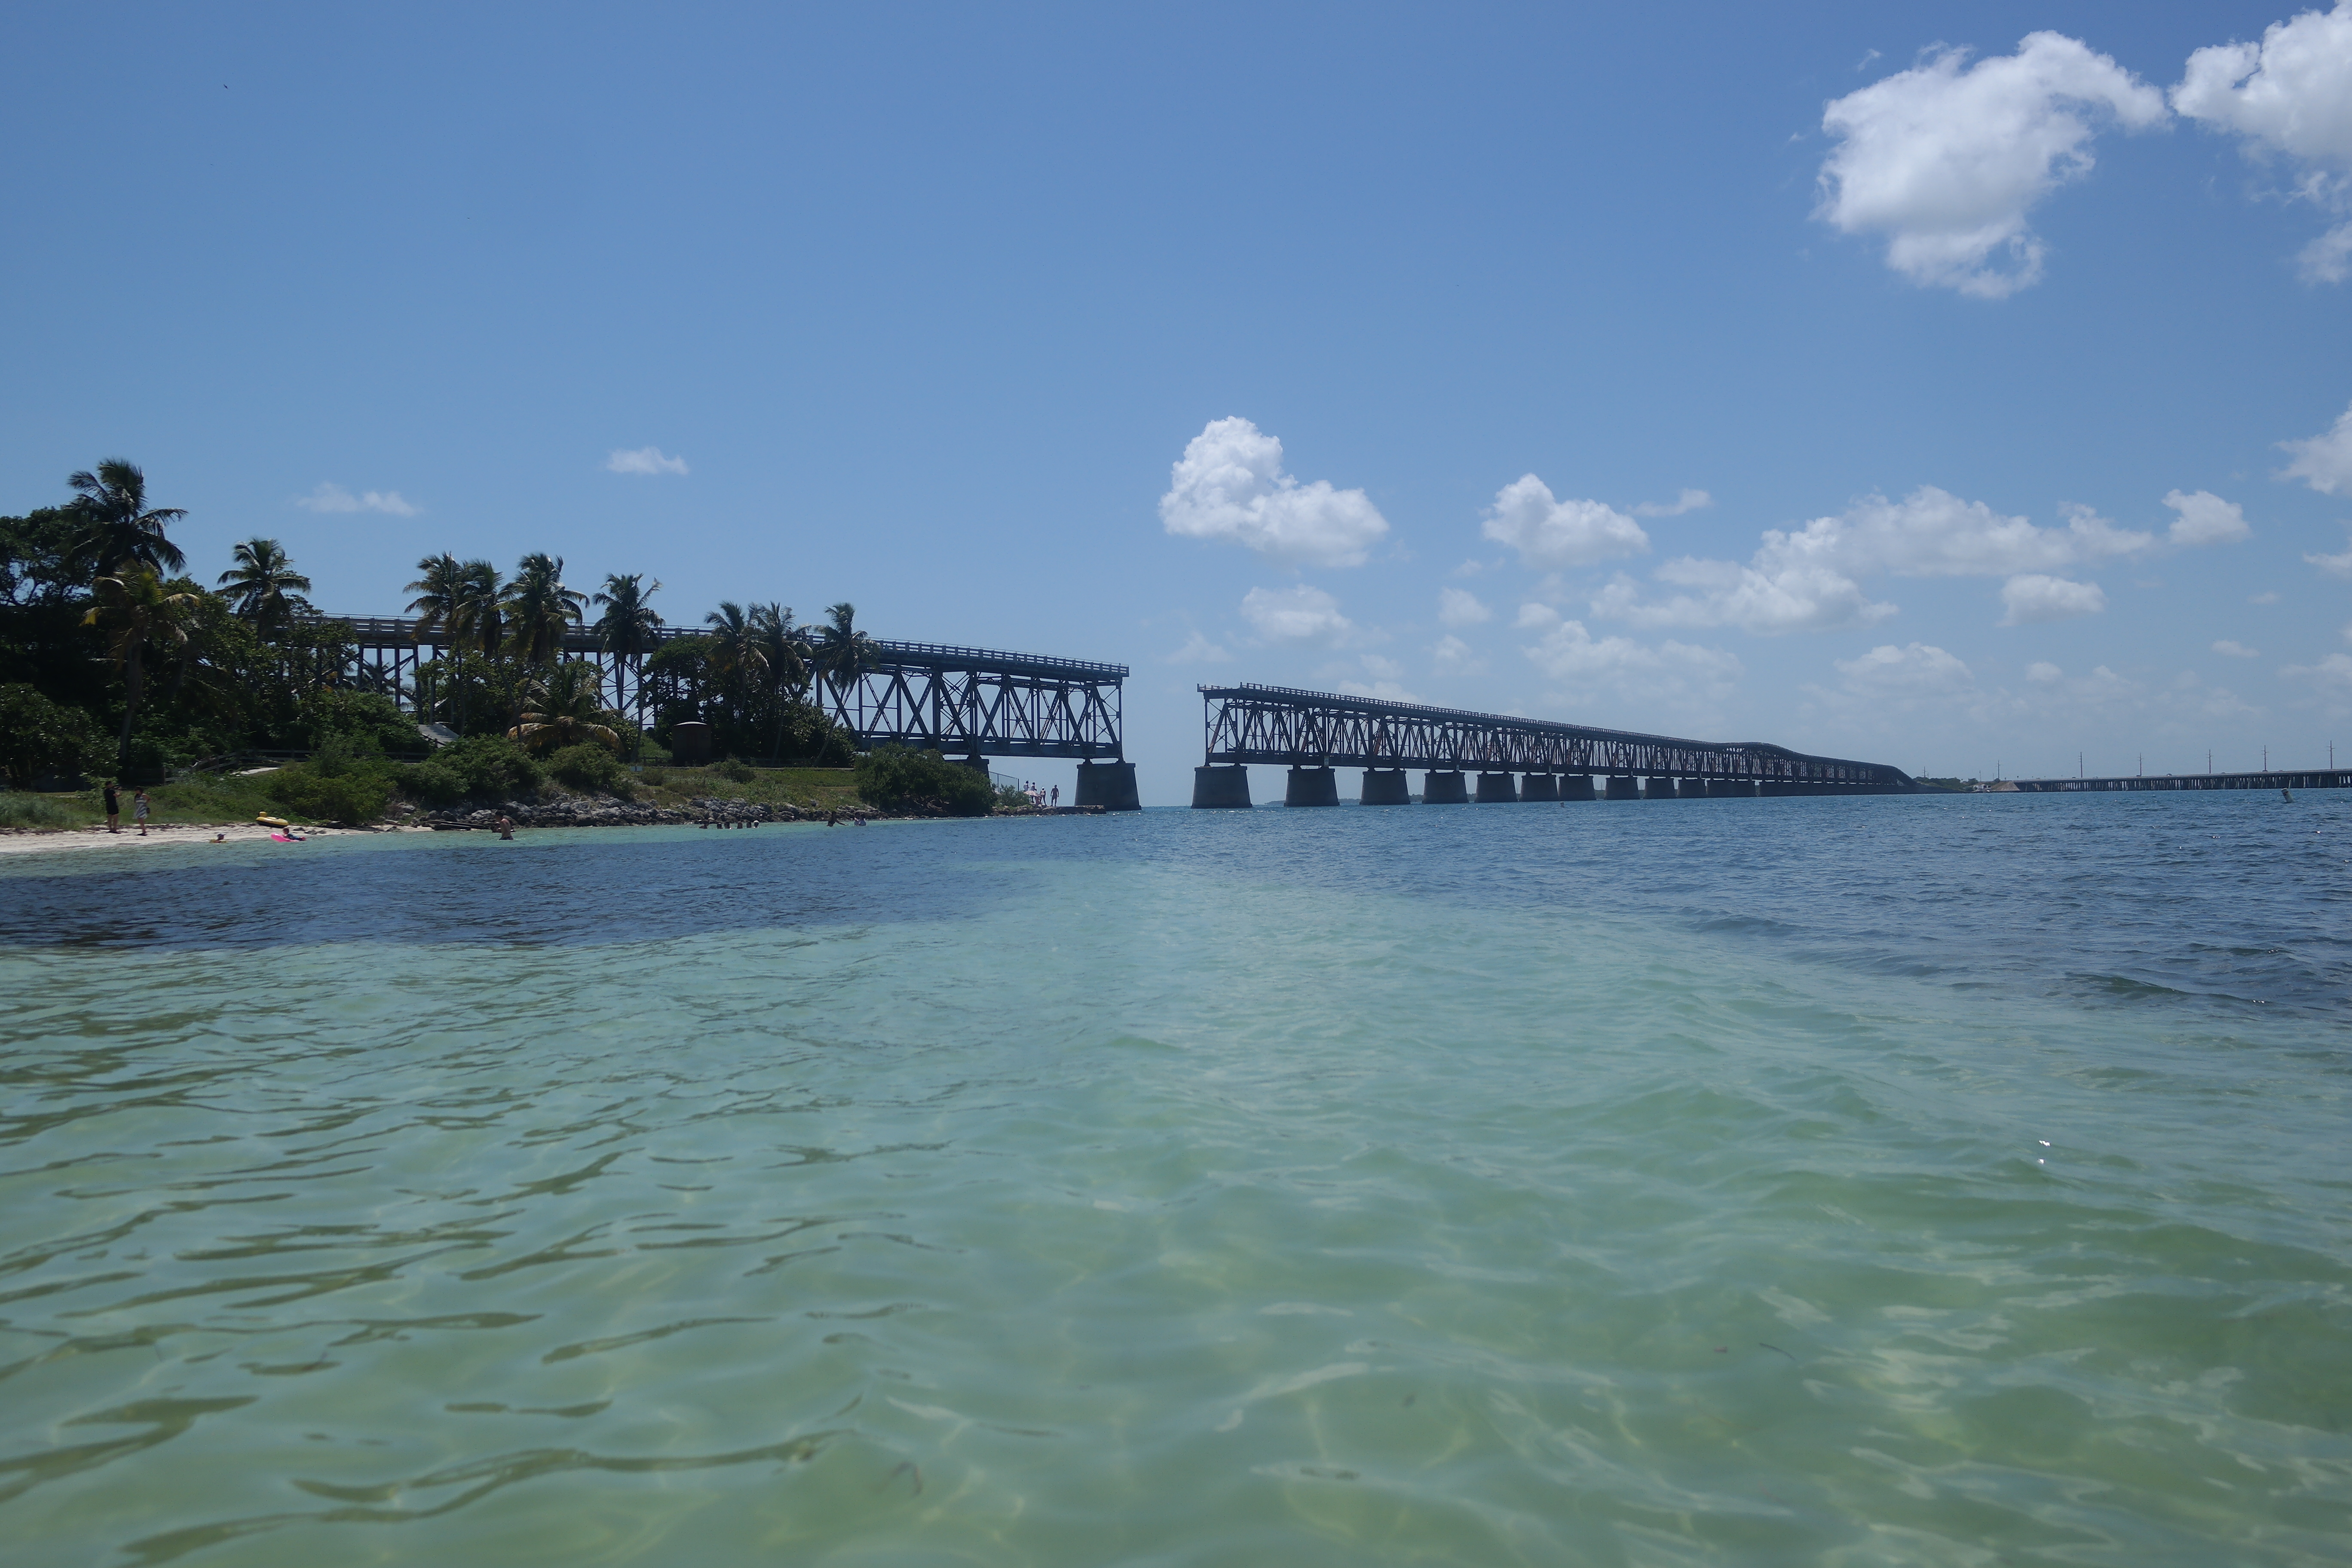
6 2 2351 799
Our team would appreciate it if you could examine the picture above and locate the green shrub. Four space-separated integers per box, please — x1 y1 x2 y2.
854 745 994 817
402 734 542 804
714 757 757 784
0 685 107 788
547 743 631 795
994 783 1033 812
299 689 419 755
268 762 395 824
638 766 669 787
0 793 82 829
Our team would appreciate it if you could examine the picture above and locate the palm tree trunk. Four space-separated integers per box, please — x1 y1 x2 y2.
116 642 144 772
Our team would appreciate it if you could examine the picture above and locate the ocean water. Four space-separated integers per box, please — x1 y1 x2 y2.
1 792 2347 1567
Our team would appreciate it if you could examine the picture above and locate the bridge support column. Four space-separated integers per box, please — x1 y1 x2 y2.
1423 770 1469 804
1475 772 1518 802
1285 766 1339 807
1642 776 1678 799
1075 760 1140 811
1360 768 1410 805
1561 774 1597 801
1605 775 1640 800
1191 766 1253 808
1519 772 1559 802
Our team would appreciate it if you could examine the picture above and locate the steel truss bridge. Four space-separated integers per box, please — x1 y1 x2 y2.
1197 683 1914 802
316 616 1127 763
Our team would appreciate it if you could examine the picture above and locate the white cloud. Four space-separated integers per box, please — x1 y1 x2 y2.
1513 602 1559 629
1480 475 1649 569
1631 488 1713 518
1818 33 2165 297
2303 223 2352 283
1240 584 1353 644
2282 651 2352 703
293 481 417 516
2176 5 2352 280
2251 590 2283 603
1522 619 1742 705
2213 639 2261 657
2175 5 2352 165
1437 587 1493 628
2161 489 2252 545
1594 557 1896 636
1430 634 1485 675
606 446 689 476
1320 653 1419 702
2026 660 2065 684
2306 533 2352 577
2000 573 2107 624
1834 642 1975 698
1167 630 1232 664
2281 399 2352 493
1161 417 1388 567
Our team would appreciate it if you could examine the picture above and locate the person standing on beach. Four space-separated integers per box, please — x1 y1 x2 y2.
133 789 150 836
102 781 120 833
1050 785 1059 808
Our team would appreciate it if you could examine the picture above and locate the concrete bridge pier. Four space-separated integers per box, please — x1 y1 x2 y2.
1642 777 1679 799
1423 770 1470 803
1561 775 1597 801
1074 760 1141 811
1191 766 1253 808
1605 775 1640 800
1519 772 1560 802
1475 772 1518 803
1285 766 1340 807
1360 768 1411 805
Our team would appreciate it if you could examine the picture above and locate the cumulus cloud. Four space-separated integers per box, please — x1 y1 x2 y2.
1167 630 1232 664
2000 573 2107 624
2174 3 2352 278
2213 639 2261 657
1437 587 1493 628
606 446 689 476
294 481 417 516
1522 619 1742 705
2282 650 2352 704
2026 660 2065 684
1240 584 1353 644
1632 488 1713 518
1817 33 2165 297
1431 634 1485 675
2161 488 2253 545
1161 417 1389 567
2281 399 2352 493
1835 642 1976 698
1480 475 1649 569
1513 601 1559 629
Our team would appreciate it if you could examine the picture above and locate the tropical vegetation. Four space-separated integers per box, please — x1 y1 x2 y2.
0 456 903 822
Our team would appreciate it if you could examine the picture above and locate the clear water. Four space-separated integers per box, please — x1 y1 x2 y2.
2 793 2348 1567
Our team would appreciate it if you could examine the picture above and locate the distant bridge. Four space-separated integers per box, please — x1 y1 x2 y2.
315 615 1137 805
1194 683 1915 805
2010 770 2350 793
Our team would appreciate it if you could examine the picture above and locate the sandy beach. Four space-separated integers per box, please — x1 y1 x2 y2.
0 821 405 857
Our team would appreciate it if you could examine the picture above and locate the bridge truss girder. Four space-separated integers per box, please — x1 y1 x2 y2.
1201 684 1909 789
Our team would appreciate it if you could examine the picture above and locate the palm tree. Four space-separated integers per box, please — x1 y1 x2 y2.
217 537 312 629
66 459 186 579
502 552 585 666
404 553 466 643
82 570 200 768
508 660 622 754
592 573 663 655
812 601 876 721
751 602 809 757
702 600 766 725
455 559 505 658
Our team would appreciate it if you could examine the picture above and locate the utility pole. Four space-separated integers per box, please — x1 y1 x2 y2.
2263 744 2269 772
2079 751 2085 780
2138 753 2143 777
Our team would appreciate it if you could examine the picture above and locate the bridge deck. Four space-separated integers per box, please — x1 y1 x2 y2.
2011 771 2350 792
1201 683 1912 788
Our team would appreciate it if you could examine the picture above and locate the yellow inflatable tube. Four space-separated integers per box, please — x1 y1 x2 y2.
256 814 289 829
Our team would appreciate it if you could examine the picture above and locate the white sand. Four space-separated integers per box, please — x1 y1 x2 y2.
0 821 416 857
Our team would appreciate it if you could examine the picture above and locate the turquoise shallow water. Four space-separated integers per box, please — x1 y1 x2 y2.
2 793 2348 1566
